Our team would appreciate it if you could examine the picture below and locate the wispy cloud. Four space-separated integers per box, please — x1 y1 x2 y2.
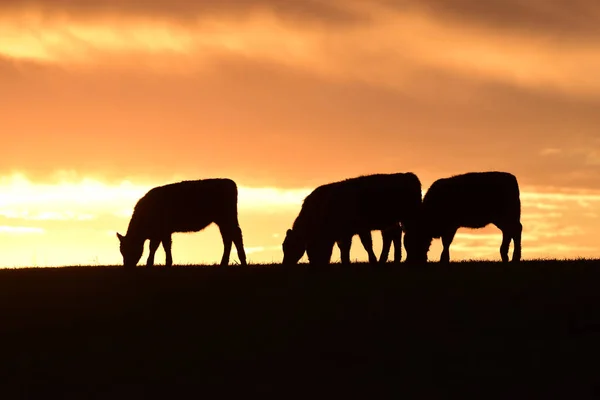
540 148 562 156
0 210 95 221
0 173 312 223
536 147 600 166
238 187 311 211
2 1 599 266
2 1 600 98
0 225 45 234
521 188 600 202
244 245 282 255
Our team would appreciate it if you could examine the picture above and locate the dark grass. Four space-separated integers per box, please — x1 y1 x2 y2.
1 260 600 398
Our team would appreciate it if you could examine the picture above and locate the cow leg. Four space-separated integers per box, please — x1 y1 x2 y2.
358 231 379 264
232 225 247 266
440 229 457 264
217 224 234 266
391 227 403 264
512 222 523 263
146 238 160 268
337 236 353 265
162 235 173 267
496 221 522 263
377 230 392 265
381 225 403 264
499 229 512 263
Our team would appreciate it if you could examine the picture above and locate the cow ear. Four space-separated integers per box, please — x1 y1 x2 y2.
286 229 293 236
116 232 124 242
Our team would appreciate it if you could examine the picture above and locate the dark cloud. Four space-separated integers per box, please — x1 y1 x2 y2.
5 0 600 39
381 0 600 39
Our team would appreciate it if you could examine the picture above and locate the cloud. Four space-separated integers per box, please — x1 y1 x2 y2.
2 0 600 99
455 232 505 241
0 173 148 208
0 210 95 221
2 52 599 191
0 173 313 222
523 243 598 255
0 0 362 26
5 0 598 38
238 187 312 211
0 11 322 70
0 226 45 234
380 0 600 37
1 2 600 192
540 148 562 156
244 245 282 255
521 187 600 202
537 146 600 166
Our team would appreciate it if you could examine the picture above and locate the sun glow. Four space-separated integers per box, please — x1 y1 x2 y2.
0 8 322 72
0 173 314 227
0 173 149 220
0 173 315 267
1 1 599 267
0 173 598 268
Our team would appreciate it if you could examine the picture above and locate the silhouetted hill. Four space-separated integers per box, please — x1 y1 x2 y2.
0 260 598 398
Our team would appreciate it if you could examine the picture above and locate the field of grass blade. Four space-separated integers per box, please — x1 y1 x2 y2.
0 259 599 398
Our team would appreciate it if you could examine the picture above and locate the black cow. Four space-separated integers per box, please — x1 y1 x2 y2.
283 173 422 266
409 171 522 263
116 179 247 268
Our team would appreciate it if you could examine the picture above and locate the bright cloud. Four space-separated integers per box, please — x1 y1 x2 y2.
0 10 326 74
0 173 312 219
0 226 45 234
2 2 600 97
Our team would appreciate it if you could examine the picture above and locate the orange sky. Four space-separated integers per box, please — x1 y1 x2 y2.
1 0 599 266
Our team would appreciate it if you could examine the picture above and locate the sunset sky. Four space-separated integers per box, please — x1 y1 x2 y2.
1 0 600 267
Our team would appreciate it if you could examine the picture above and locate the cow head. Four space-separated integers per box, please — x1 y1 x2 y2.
116 232 144 268
282 229 305 265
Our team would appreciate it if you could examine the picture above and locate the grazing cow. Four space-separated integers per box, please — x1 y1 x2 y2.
282 173 422 266
409 171 522 263
116 179 247 268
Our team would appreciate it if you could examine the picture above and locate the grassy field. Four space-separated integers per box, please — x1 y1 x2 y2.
0 260 599 398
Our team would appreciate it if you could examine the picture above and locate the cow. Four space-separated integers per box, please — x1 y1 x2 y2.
116 178 247 268
282 173 423 266
408 171 522 263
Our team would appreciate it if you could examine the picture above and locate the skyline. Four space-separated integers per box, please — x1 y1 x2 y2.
1 0 599 266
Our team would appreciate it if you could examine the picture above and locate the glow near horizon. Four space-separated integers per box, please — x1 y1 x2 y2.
0 173 313 267
0 173 313 218
0 172 599 268
2 172 600 218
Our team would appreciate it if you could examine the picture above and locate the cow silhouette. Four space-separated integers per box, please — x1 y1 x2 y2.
282 173 422 266
116 179 247 268
409 171 522 263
